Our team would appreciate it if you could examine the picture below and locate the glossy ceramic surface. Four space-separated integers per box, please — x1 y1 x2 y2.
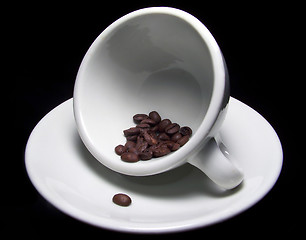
73 7 231 178
25 98 282 233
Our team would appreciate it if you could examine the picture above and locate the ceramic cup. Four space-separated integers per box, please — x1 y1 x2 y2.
73 7 243 189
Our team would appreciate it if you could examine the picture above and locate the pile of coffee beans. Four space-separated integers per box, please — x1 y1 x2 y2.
115 111 192 162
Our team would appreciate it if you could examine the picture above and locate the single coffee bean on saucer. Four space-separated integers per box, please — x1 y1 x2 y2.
112 193 132 207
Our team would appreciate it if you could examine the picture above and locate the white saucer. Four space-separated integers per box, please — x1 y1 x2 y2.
25 97 283 233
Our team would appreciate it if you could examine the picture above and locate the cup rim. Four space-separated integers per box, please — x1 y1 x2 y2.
73 7 226 176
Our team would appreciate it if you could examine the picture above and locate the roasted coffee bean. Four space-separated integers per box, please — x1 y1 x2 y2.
149 111 161 123
115 145 126 155
125 141 136 149
112 193 132 207
127 147 139 155
153 146 171 157
136 123 150 128
135 136 148 152
148 144 158 152
180 126 193 136
123 127 140 137
171 142 181 151
139 142 148 153
157 132 170 141
165 123 180 135
121 152 139 162
143 130 158 145
163 141 180 151
140 118 156 126
171 132 182 142
177 135 190 146
126 135 137 142
158 119 172 132
133 114 148 123
139 149 153 160
150 125 159 132
135 135 144 147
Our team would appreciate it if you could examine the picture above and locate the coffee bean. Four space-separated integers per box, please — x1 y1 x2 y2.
148 144 158 152
177 135 190 146
135 136 148 152
138 142 149 152
149 111 161 123
171 132 182 142
135 135 144 147
139 149 153 160
112 193 132 207
133 114 148 123
143 130 158 145
140 118 156 126
158 132 171 141
163 141 180 151
153 146 171 157
150 125 159 132
165 123 180 135
123 127 140 137
180 126 193 136
121 152 139 162
158 119 172 132
171 142 181 151
115 145 126 155
127 147 139 155
125 141 136 149
136 123 150 128
126 135 137 142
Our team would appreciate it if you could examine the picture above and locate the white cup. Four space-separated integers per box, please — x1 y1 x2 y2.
73 7 243 189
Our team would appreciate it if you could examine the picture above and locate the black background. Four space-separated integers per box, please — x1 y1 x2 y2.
12 1 301 238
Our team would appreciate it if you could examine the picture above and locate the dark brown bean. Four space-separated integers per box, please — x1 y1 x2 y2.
123 127 140 137
151 125 159 132
136 123 150 128
158 132 171 141
135 135 144 147
115 145 126 155
180 126 193 136
126 135 137 142
127 147 139 155
133 114 148 123
148 144 158 152
165 123 180 135
171 132 182 142
171 142 181 151
125 141 136 149
112 193 132 207
153 146 171 157
135 136 148 152
140 118 156 126
177 135 189 146
163 141 180 151
149 111 161 123
121 152 139 162
143 131 158 145
139 149 153 160
158 119 172 132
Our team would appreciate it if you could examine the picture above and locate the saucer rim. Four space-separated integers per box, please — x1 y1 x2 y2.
25 97 283 233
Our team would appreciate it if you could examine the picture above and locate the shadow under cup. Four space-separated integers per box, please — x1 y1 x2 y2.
74 10 226 176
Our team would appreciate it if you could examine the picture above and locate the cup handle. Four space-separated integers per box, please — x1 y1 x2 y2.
188 138 243 190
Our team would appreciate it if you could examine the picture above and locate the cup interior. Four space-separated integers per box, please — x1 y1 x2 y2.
74 8 224 175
